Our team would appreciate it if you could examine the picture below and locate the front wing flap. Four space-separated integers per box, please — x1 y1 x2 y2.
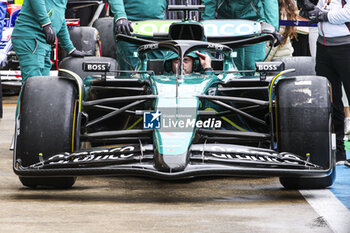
14 143 333 180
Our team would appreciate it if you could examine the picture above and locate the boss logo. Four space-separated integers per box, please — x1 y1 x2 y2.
258 64 277 71
207 43 224 50
83 62 111 72
142 44 159 50
255 62 284 72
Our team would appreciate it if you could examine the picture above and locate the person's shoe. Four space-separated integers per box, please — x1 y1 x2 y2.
345 117 350 135
345 159 350 168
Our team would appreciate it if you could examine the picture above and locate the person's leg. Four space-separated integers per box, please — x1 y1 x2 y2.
308 27 318 60
330 44 350 143
316 43 346 162
342 85 350 137
335 45 350 111
42 48 52 76
12 38 51 117
244 42 266 76
12 39 50 82
115 41 139 71
332 44 350 164
232 47 245 72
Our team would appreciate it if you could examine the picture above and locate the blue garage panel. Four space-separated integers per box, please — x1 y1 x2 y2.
331 151 350 210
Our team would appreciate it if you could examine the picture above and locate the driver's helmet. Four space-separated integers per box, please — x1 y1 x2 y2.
163 51 199 74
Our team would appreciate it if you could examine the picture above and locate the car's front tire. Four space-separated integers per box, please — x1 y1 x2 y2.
276 75 336 189
15 76 77 189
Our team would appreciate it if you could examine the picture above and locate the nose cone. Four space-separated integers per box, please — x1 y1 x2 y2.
153 147 189 172
152 130 194 172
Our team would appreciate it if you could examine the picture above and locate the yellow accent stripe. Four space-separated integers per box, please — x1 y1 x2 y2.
274 96 279 145
127 107 155 130
127 117 143 130
269 69 295 146
268 69 295 113
71 100 78 152
58 69 83 151
58 69 83 113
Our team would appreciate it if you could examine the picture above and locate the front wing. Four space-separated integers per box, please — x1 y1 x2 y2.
14 143 334 180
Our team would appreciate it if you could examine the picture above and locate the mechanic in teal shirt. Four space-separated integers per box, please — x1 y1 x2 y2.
109 0 167 71
12 0 86 83
202 0 279 74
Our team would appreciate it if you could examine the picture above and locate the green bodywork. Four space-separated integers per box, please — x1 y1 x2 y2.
149 74 219 155
135 45 237 156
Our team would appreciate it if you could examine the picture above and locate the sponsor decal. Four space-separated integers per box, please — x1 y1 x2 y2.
132 20 259 37
141 43 159 51
207 43 224 51
203 21 257 37
257 64 278 71
44 144 312 166
47 146 136 165
255 61 284 72
132 20 175 36
207 145 305 164
83 62 110 72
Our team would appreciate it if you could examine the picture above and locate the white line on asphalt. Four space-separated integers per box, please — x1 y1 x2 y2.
300 189 350 233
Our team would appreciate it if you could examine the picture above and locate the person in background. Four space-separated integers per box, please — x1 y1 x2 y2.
108 0 167 71
308 0 319 59
0 0 7 40
297 0 350 149
12 0 87 83
305 0 350 166
266 0 298 61
201 0 279 74
342 86 350 140
290 0 316 56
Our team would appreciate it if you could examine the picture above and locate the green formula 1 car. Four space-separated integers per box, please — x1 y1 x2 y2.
13 6 335 189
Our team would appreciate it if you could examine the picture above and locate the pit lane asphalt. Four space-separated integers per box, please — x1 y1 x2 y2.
0 95 341 233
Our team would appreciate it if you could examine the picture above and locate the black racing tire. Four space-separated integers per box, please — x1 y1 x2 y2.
15 76 77 189
92 17 116 59
276 75 336 189
59 26 100 60
272 56 316 77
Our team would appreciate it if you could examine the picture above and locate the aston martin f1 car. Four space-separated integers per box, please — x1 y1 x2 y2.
13 6 336 189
